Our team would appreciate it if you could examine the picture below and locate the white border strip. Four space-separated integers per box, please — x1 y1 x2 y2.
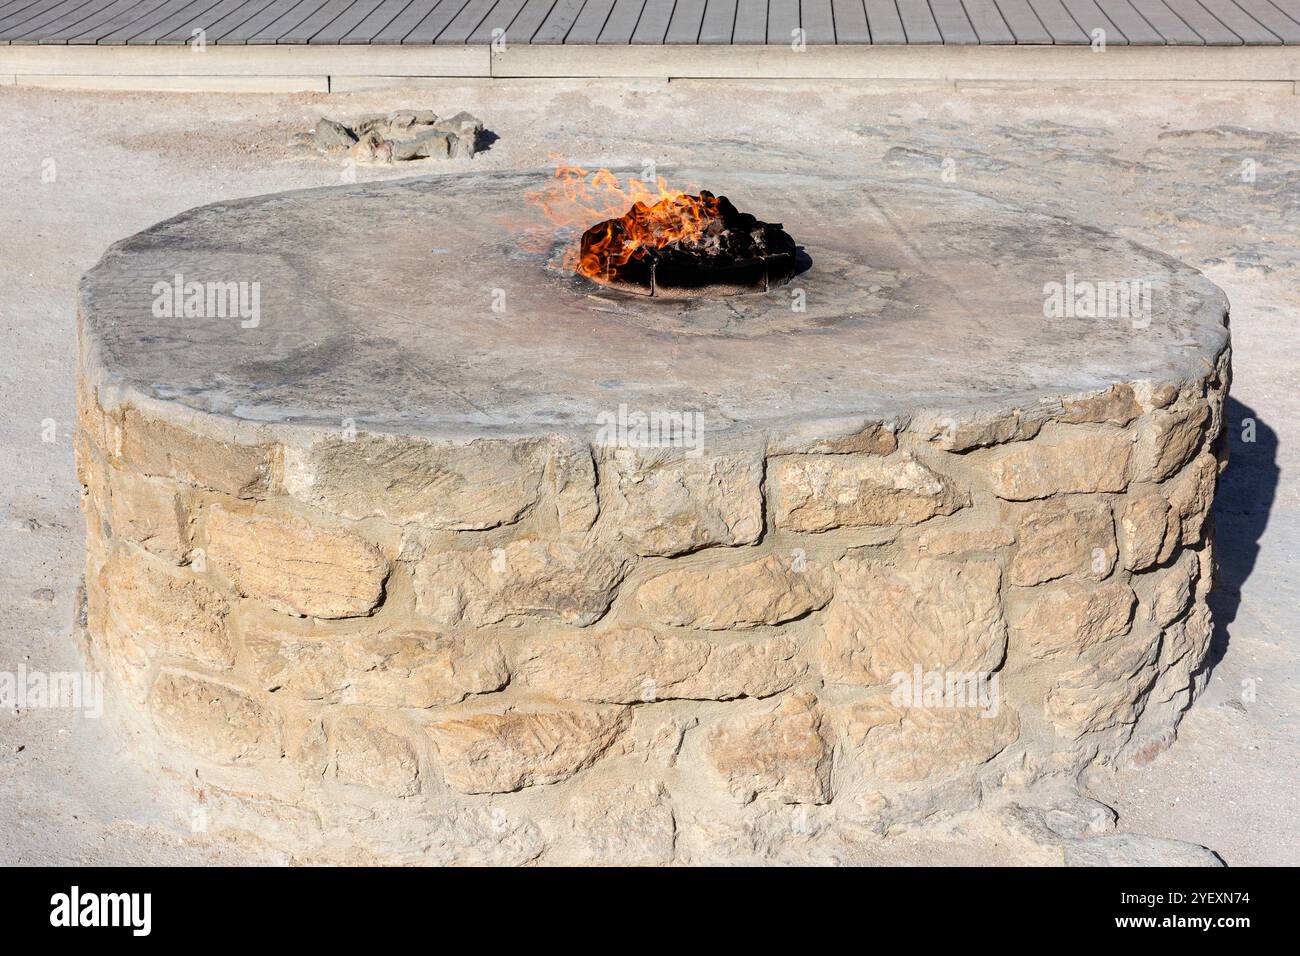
0 44 1296 90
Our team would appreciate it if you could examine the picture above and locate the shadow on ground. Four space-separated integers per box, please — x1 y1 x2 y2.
1208 396 1279 667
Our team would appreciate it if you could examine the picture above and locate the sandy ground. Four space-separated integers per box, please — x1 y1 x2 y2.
0 79 1296 866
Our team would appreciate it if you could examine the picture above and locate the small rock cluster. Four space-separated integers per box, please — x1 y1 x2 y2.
313 110 485 163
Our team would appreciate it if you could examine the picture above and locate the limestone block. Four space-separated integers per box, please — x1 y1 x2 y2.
283 434 583 531
97 548 233 670
105 469 188 563
821 558 1005 686
637 553 833 629
413 537 627 627
427 706 628 794
517 627 803 703
1167 452 1218 546
1119 494 1174 570
1010 500 1117 586
917 514 1017 556
837 696 1020 783
1159 602 1214 673
1045 628 1160 739
801 421 898 456
985 425 1132 500
916 408 1042 452
1058 384 1144 426
118 408 273 499
1149 549 1200 628
544 444 599 534
85 573 151 702
706 692 833 805
595 447 762 556
773 452 965 532
247 630 508 707
1135 402 1209 482
150 671 281 764
206 506 389 619
1008 579 1136 661
330 714 421 797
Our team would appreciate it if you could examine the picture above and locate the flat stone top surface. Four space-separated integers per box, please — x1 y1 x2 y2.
80 169 1228 444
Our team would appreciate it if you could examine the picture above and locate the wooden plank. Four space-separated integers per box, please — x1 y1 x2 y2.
206 0 302 41
632 0 676 41
1094 0 1164 41
370 0 440 40
495 0 554 40
1233 0 1300 41
994 0 1051 39
732 0 766 40
197 0 284 41
0 0 101 39
830 0 870 41
1061 0 1127 42
439 0 498 40
894 0 943 40
928 0 978 40
0 0 71 33
52 0 170 43
404 0 474 39
1270 0 1300 36
0 0 45 27
309 0 384 39
278 0 358 40
0 0 34 39
1199 0 1280 40
566 0 614 39
962 0 1015 40
1026 0 1089 40
156 0 268 42
766 0 794 42
864 0 908 40
467 0 527 40
532 0 585 41
9 0 117 42
126 0 234 44
1163 0 1243 40
2 36 486 62
0 1 47 21
210 0 306 42
802 0 836 42
1127 0 1203 41
338 0 414 41
696 0 734 40
32 0 146 42
240 0 326 42
662 0 704 39
597 0 645 39
94 0 207 42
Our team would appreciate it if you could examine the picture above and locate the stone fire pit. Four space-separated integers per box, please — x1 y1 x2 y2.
76 170 1229 865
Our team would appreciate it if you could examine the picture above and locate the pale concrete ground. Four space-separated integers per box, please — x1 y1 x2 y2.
0 80 1296 866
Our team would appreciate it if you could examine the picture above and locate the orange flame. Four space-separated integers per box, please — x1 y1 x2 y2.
525 164 721 281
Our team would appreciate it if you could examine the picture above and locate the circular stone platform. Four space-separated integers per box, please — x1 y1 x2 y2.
76 170 1230 865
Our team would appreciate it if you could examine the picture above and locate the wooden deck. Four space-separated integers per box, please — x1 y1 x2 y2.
1 0 1298 45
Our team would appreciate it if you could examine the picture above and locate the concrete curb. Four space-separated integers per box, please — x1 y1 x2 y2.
1 44 1297 92
490 44 1300 81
